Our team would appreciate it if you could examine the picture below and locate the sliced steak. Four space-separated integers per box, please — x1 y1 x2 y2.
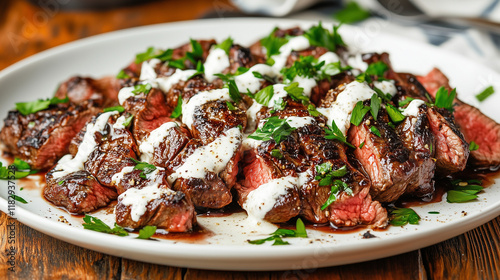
418 68 500 167
114 168 196 231
348 108 418 202
396 105 436 197
427 106 469 174
122 88 175 144
55 76 120 107
0 100 100 170
44 170 117 214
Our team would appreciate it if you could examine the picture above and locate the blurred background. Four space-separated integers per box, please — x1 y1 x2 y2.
1 0 499 71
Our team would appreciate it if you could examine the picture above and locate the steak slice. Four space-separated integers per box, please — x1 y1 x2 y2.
418 68 500 167
114 168 196 231
348 108 418 202
44 169 117 214
235 148 301 223
55 76 120 107
427 106 469 174
0 100 100 170
122 88 175 144
395 105 436 198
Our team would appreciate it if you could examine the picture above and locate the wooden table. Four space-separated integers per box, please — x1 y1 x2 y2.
1 0 500 278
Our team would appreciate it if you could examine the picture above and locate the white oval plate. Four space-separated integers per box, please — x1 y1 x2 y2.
1 18 499 271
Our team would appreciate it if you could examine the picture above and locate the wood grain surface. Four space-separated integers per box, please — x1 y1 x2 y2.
1 0 500 279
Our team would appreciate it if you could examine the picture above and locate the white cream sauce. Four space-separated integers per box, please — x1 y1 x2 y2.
156 69 197 93
139 122 179 163
317 81 376 135
181 88 231 129
271 36 310 71
139 58 161 81
402 99 425 117
234 64 276 94
204 48 230 83
167 127 242 184
374 80 398 97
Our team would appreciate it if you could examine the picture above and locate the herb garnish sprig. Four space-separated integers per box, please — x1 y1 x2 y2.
324 120 355 148
16 96 69 116
248 218 308 245
389 207 421 226
130 158 157 179
303 22 345 52
248 116 296 144
447 179 483 203
0 158 36 180
82 215 129 236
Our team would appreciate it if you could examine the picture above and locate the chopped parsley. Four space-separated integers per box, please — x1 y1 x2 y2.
215 37 233 54
248 116 296 144
170 95 183 118
248 218 307 245
116 70 130 79
333 1 371 24
370 126 381 137
0 158 34 180
132 84 152 95
469 141 479 151
350 101 370 126
135 47 174 64
137 225 157 239
389 207 420 226
447 179 483 203
320 180 352 210
123 115 134 127
103 106 125 113
271 149 284 159
10 195 27 204
365 61 388 80
254 85 275 106
475 86 495 102
321 61 352 78
434 87 456 111
398 97 415 107
252 71 277 84
304 22 345 52
359 141 365 149
324 120 355 148
130 158 157 179
227 80 242 103
16 96 69 116
315 163 348 186
428 211 440 214
260 28 288 63
187 60 205 80
226 101 236 111
82 215 129 236
281 55 324 82
370 93 381 119
385 104 405 124
186 39 204 65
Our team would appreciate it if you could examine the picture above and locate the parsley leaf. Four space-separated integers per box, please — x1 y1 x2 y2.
16 96 69 116
135 47 173 64
370 93 381 120
469 141 479 151
320 180 351 210
321 62 352 78
248 218 308 245
446 179 483 203
315 163 348 187
359 141 365 149
324 120 355 148
370 126 381 137
130 158 157 179
284 83 307 102
350 101 370 126
226 101 236 111
271 149 283 159
254 85 274 106
10 195 28 204
434 87 456 111
252 71 276 84
248 116 296 144
82 215 129 236
356 72 371 84
385 104 405 123
0 158 33 180
281 56 324 82
365 61 388 81
186 39 204 65
103 106 125 113
389 207 420 226
475 86 495 102
123 115 134 127
273 98 286 111
116 70 130 79
398 97 415 107
132 84 152 95
137 225 157 239
227 80 242 103
333 1 371 23
260 28 289 60
304 22 345 52
215 37 233 54
187 60 205 80
170 95 182 118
